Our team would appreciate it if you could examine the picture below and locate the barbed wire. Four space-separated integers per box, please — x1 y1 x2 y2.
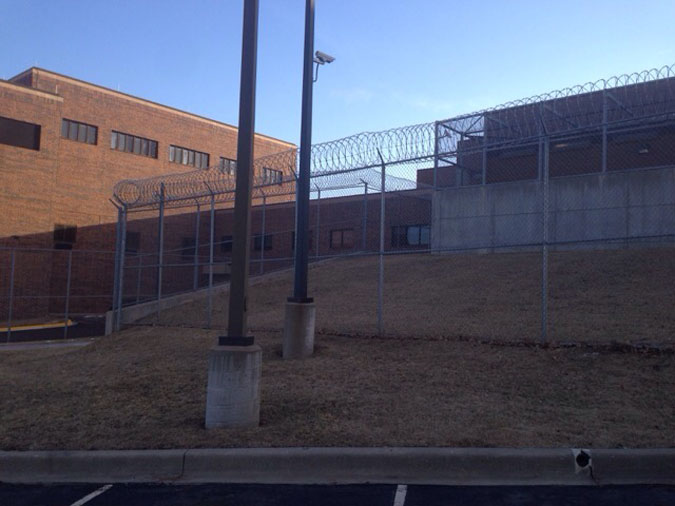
114 62 675 209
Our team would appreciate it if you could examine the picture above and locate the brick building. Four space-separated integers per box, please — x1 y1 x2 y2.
0 67 294 321
0 67 294 248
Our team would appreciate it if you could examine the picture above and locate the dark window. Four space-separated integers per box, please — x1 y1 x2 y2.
0 116 41 150
61 119 97 145
253 234 273 251
221 235 233 252
219 157 236 175
125 231 140 255
391 225 430 247
262 167 283 184
291 230 313 250
170 144 209 168
111 130 158 159
330 228 354 249
181 237 196 259
53 224 77 250
77 123 87 142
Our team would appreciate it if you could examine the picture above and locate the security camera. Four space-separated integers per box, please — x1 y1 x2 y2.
314 51 335 64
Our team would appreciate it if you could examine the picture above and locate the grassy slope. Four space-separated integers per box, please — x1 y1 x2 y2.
1 247 673 450
148 248 675 345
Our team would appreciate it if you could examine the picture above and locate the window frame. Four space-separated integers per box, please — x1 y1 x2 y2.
169 144 209 168
329 228 354 249
53 224 78 250
111 130 158 159
0 115 41 151
253 234 273 251
219 157 237 175
61 118 97 145
391 224 431 248
262 167 283 185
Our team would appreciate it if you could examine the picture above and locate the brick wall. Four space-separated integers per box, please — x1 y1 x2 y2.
0 67 295 320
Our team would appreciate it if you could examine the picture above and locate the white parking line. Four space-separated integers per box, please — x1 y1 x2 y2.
393 484 407 506
69 484 113 506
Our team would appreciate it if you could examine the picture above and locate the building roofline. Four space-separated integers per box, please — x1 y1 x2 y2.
0 78 63 101
8 67 295 147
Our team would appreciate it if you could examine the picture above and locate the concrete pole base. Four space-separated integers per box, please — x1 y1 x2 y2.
205 344 262 429
282 301 316 359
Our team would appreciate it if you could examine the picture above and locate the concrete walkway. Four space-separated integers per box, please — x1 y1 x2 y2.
1 448 673 485
0 337 95 352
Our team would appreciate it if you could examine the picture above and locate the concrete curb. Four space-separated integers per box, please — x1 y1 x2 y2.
1 448 674 485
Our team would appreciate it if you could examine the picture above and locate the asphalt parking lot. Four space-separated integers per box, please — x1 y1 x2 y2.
2 483 674 506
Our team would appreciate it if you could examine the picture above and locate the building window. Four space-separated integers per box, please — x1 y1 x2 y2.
0 116 41 150
53 224 77 250
221 235 233 252
330 228 354 249
262 167 283 184
169 145 209 169
291 230 313 250
125 231 140 255
253 234 273 251
111 131 158 158
181 237 196 259
391 225 430 248
61 119 97 145
219 157 236 175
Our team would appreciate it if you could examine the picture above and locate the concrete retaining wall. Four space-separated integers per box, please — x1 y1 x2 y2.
432 166 675 251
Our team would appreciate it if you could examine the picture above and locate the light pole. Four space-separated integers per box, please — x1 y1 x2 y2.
283 0 334 359
205 0 262 429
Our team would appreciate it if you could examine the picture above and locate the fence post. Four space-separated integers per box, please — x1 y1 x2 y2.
63 249 72 339
193 202 201 290
433 121 439 190
541 136 550 343
112 206 122 326
601 90 608 172
135 254 142 304
115 205 128 332
156 182 165 319
207 193 215 328
260 194 266 274
362 181 368 250
315 186 321 258
6 249 15 342
482 114 488 185
377 150 386 336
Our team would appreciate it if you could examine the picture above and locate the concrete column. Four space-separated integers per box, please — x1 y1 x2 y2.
205 344 262 428
282 301 316 359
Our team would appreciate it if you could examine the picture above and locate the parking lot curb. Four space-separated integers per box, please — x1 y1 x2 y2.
0 448 673 485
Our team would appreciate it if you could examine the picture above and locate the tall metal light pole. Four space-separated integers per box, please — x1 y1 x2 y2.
292 0 315 303
224 0 260 346
205 0 261 429
282 0 317 358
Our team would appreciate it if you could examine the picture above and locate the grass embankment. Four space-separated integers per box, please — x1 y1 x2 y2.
1 248 672 450
147 248 675 346
0 326 673 450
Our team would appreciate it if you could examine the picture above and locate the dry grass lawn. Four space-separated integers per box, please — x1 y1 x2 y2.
0 326 673 450
146 248 675 346
2 247 673 451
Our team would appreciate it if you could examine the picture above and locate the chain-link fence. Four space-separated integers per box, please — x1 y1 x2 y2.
110 140 674 347
109 65 675 346
0 247 113 343
3 64 673 347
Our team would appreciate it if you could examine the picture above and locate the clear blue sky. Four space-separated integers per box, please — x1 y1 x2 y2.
2 0 674 145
